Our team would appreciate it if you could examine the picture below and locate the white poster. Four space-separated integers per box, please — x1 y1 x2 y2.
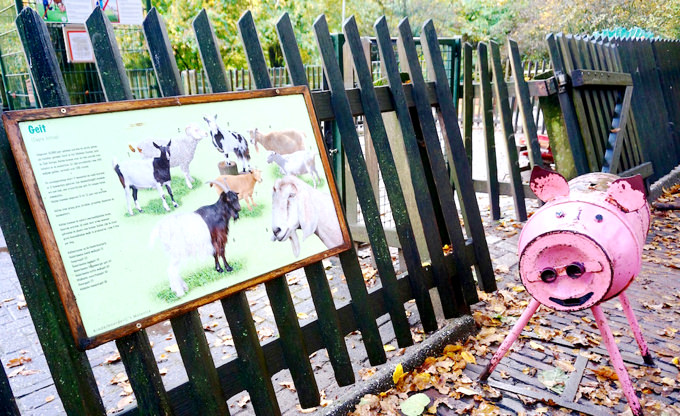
64 28 95 63
117 0 143 25
62 0 94 24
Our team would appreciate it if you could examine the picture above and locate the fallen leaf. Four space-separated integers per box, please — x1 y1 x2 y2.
591 365 618 381
455 386 479 396
297 312 309 320
164 344 179 353
279 381 296 392
236 394 250 408
110 373 128 385
116 396 134 410
554 359 575 373
538 368 567 394
7 366 23 378
6 356 31 368
384 344 396 352
529 341 545 352
393 363 404 384
105 352 121 364
461 351 476 364
159 368 168 376
18 369 39 376
45 395 55 403
400 393 430 416
295 405 317 413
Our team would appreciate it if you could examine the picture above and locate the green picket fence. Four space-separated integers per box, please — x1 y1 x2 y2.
0 6 496 415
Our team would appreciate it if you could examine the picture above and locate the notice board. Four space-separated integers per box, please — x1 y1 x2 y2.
2 87 351 349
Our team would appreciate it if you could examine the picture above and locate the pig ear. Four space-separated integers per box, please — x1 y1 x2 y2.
529 166 570 202
606 175 647 212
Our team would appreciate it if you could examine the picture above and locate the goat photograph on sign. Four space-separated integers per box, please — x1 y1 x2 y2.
2 87 351 348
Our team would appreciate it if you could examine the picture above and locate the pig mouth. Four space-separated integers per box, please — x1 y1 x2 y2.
549 292 594 307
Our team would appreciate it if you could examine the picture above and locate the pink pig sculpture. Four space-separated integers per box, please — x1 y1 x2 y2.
480 166 653 416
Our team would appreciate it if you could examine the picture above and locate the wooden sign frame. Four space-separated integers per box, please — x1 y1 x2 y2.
2 86 351 349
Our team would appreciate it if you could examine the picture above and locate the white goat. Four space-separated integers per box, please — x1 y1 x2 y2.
266 150 320 188
150 181 241 297
271 175 343 257
247 128 305 154
129 123 207 189
114 141 177 216
203 114 252 173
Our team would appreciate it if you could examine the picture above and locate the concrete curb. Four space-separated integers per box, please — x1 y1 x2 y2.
649 163 680 201
321 315 477 416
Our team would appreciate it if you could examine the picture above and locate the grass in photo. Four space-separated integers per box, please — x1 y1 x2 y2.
155 258 244 303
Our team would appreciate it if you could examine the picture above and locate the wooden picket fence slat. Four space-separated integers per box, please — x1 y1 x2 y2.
143 9 231 415
238 10 322 409
489 40 527 222
3 8 105 415
314 14 415 347
276 11 387 368
85 8 175 416
476 42 500 220
343 16 441 330
508 39 544 170
415 20 496 293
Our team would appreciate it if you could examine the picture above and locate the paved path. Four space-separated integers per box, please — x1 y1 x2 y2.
1 158 678 415
0 192 528 415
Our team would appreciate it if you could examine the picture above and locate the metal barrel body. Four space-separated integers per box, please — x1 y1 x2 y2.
519 172 650 311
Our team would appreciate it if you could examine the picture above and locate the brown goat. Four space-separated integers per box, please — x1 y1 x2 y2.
211 169 262 210
247 128 305 154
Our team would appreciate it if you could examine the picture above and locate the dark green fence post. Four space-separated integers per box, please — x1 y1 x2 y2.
374 16 478 307
143 8 229 415
238 10 324 408
86 7 175 415
508 39 544 169
343 16 440 327
462 42 473 165
276 12 387 367
314 14 414 347
192 9 282 415
3 7 106 415
477 42 500 220
402 18 496 293
489 40 527 222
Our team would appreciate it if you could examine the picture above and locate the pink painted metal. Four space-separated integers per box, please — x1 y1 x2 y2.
619 292 654 365
519 169 650 311
480 167 652 416
479 298 541 381
592 304 643 415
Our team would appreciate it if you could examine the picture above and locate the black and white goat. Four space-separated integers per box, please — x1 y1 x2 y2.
129 123 207 189
114 141 178 216
203 114 252 173
150 181 241 297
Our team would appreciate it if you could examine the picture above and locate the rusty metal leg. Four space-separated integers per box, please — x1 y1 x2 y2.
480 298 541 381
591 304 643 416
619 292 654 365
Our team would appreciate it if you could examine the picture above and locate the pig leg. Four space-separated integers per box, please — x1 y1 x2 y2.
619 292 654 365
479 298 541 381
591 305 643 416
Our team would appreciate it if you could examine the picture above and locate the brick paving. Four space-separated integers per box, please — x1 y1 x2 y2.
1 186 679 415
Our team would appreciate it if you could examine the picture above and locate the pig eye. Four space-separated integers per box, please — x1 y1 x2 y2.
566 262 585 278
540 268 557 283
